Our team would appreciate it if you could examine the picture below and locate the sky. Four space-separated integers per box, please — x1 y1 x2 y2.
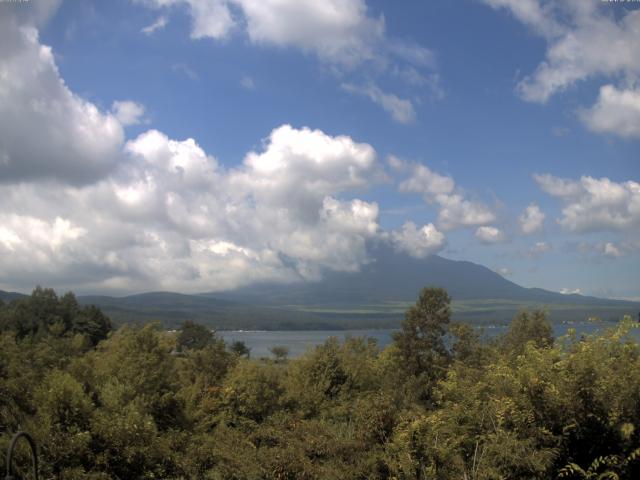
0 0 638 299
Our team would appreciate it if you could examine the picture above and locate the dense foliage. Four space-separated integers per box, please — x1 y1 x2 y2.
1 287 639 479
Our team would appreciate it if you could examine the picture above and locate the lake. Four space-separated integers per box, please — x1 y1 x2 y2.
219 321 639 358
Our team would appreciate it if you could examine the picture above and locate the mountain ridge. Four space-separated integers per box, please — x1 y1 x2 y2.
208 249 636 307
2 250 637 329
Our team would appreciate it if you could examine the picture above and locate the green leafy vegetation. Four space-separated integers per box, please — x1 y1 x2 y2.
1 287 639 479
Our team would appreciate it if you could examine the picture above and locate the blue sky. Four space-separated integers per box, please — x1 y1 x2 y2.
0 0 638 298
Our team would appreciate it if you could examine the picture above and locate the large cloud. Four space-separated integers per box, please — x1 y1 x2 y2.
535 174 640 233
230 125 378 218
0 2 125 185
0 124 392 293
0 3 440 293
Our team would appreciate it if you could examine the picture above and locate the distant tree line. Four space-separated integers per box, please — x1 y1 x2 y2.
0 286 639 479
0 286 111 345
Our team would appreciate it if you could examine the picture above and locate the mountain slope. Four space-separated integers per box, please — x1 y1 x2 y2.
212 245 634 307
76 292 341 330
80 291 237 310
0 289 27 303
3 249 637 329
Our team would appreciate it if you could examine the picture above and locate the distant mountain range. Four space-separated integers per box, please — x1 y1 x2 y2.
2 248 638 329
213 245 632 307
0 290 27 303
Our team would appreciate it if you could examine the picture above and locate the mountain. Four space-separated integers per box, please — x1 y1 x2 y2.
3 249 638 329
0 289 27 303
211 245 634 307
79 291 236 310
204 246 639 327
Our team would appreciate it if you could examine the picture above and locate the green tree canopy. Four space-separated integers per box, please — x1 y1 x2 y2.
0 287 111 345
177 320 214 350
500 309 554 354
270 345 289 362
2 288 639 479
229 340 251 358
393 286 451 400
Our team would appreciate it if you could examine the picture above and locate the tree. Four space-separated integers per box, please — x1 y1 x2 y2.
3 286 60 338
73 304 112 346
0 287 112 344
31 370 94 476
220 361 285 422
449 321 486 367
230 340 251 358
270 345 289 363
501 309 553 354
393 287 451 397
176 336 234 421
177 320 213 351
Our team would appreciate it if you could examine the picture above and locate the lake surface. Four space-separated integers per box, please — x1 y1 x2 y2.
219 322 638 358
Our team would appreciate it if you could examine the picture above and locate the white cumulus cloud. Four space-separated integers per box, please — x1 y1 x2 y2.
535 174 640 233
394 158 496 230
580 85 640 138
390 222 446 258
233 0 384 65
604 242 623 258
0 123 393 293
475 226 505 244
518 203 545 234
136 0 383 64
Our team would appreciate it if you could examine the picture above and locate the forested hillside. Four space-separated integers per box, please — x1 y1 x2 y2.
1 287 639 479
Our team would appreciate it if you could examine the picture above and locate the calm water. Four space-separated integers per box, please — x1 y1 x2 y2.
219 322 638 358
